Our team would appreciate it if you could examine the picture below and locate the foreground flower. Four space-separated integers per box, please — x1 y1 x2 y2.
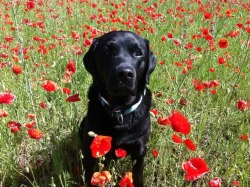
41 80 59 92
115 148 127 158
90 135 112 158
66 93 81 102
8 121 21 133
119 172 134 187
91 171 111 187
28 129 44 139
182 157 210 181
168 110 191 135
209 177 222 187
0 92 16 104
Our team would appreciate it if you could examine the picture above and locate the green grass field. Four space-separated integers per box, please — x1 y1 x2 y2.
0 0 249 186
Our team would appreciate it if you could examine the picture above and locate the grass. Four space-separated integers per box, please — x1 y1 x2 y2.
0 0 249 186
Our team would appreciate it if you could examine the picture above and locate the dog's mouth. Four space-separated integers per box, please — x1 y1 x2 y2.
107 81 137 96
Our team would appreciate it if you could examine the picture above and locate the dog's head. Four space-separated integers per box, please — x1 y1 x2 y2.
83 31 156 97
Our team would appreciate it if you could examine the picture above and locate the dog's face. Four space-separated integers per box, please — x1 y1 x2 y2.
84 31 156 97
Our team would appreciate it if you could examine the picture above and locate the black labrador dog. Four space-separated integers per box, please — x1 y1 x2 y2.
79 31 156 187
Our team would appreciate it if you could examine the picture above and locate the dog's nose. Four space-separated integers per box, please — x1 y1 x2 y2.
117 68 134 80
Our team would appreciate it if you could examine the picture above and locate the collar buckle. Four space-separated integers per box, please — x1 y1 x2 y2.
112 110 124 124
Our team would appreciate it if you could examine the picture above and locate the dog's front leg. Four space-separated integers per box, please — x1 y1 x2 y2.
83 152 96 187
131 147 146 187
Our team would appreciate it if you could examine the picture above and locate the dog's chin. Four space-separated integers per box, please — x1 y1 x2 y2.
108 86 137 97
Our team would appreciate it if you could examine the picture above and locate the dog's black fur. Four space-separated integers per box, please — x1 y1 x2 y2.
79 31 156 187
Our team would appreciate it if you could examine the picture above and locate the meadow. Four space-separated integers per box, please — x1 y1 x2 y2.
0 0 249 186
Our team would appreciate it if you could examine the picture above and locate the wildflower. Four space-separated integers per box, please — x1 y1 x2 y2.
12 64 22 74
0 109 8 118
233 180 240 186
209 177 222 187
236 100 249 111
218 57 226 64
172 134 182 144
28 129 43 139
62 87 71 95
90 135 112 158
0 92 16 104
41 80 59 92
239 134 248 141
115 148 127 158
26 1 35 10
218 38 229 49
183 139 196 151
66 93 81 102
149 109 160 117
25 121 36 129
66 60 76 75
91 171 112 187
152 149 159 157
119 172 134 187
168 110 191 135
157 116 170 126
8 121 21 133
204 12 212 19
182 157 210 181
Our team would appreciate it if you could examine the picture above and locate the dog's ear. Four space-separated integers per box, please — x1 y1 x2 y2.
144 39 156 84
83 38 98 76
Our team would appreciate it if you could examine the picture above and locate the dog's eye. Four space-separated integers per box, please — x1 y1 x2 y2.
135 50 143 57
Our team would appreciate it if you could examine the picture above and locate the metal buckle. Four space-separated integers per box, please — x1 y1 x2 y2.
112 110 124 124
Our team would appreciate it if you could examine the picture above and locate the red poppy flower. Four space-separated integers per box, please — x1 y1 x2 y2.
40 102 48 109
168 110 191 135
165 98 175 105
149 109 160 117
236 100 249 111
25 121 36 128
204 12 212 19
157 116 170 126
172 134 182 144
28 129 43 139
195 83 204 91
62 87 71 95
26 1 35 10
119 172 134 187
26 114 35 119
0 109 8 118
218 57 226 64
182 157 210 181
41 80 59 92
233 180 240 186
152 149 159 157
239 134 248 141
66 60 76 75
209 177 222 187
183 138 196 151
115 148 127 158
12 64 23 74
90 135 112 158
91 171 112 187
218 38 229 49
8 121 21 133
0 92 16 104
66 93 81 102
